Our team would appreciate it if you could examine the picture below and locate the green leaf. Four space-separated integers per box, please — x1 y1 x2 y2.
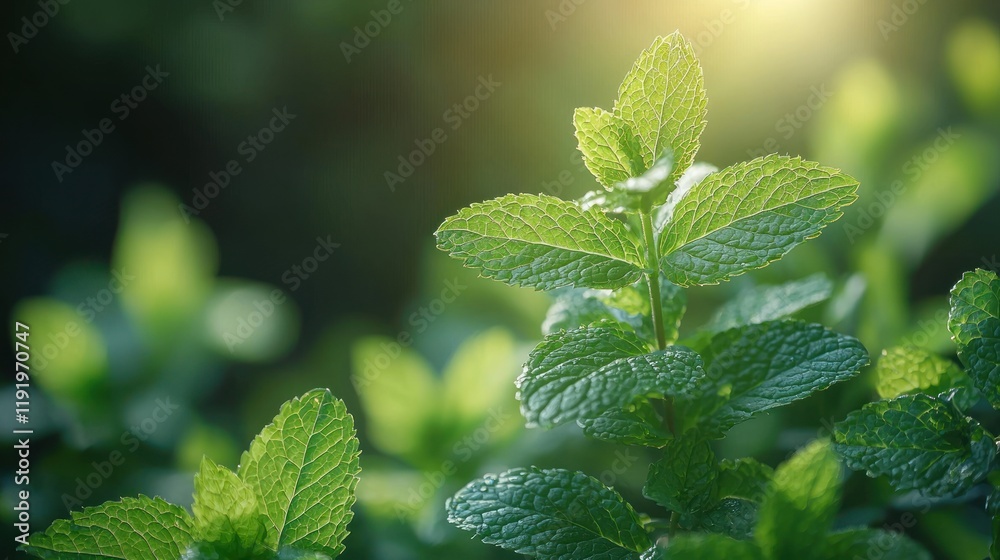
22 496 194 559
653 162 717 235
680 321 868 435
436 193 644 291
821 529 932 560
716 458 773 502
616 150 675 194
756 440 842 559
446 467 651 560
543 278 686 346
574 107 644 188
644 533 763 560
644 436 719 515
192 457 269 556
579 400 672 448
703 274 833 333
874 345 978 410
685 498 759 540
238 389 361 558
833 393 995 497
519 324 705 427
659 155 859 287
949 269 1000 409
988 489 1000 560
615 32 708 189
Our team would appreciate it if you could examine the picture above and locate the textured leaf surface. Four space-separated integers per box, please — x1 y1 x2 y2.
579 401 672 448
23 496 194 559
704 274 833 333
687 498 759 540
659 155 859 286
192 458 268 556
716 458 773 502
949 269 1000 409
681 321 868 435
821 529 932 560
447 467 651 560
615 32 707 187
644 534 763 560
436 194 644 291
239 389 361 557
833 394 995 497
519 324 705 427
575 107 643 188
874 345 977 410
756 440 841 559
644 436 719 515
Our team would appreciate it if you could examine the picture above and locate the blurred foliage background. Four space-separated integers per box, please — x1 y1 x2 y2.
3 1 1000 558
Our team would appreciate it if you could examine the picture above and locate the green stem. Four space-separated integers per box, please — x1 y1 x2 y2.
668 511 681 537
639 209 667 352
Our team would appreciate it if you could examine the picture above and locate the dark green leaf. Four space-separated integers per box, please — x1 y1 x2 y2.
949 269 1000 409
703 274 833 333
644 436 719 515
579 400 672 448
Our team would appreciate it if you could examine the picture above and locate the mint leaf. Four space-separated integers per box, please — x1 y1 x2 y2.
716 458 773 502
686 498 759 540
574 107 643 188
644 534 763 560
519 324 705 427
680 321 868 435
615 32 708 189
659 155 859 286
238 389 361 558
616 150 674 194
703 273 833 333
446 467 651 560
875 346 978 410
436 194 644 291
644 436 719 515
22 496 194 559
949 269 1000 409
191 457 269 557
833 394 995 497
755 440 841 559
653 162 717 234
579 400 672 448
821 529 931 560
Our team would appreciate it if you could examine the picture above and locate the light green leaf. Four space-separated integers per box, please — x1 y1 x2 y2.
644 533 763 560
875 345 978 410
833 394 995 497
616 150 675 194
716 458 773 502
659 155 859 286
615 32 708 188
579 400 672 448
653 162 717 235
756 440 842 559
821 529 932 560
948 269 1000 409
238 389 361 558
519 324 705 427
436 194 644 291
574 107 644 188
441 328 522 429
192 457 269 556
644 436 719 515
680 321 868 435
22 496 194 559
703 274 833 333
447 467 651 560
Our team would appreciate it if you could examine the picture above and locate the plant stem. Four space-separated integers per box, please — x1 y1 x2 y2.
668 511 680 537
639 209 667 352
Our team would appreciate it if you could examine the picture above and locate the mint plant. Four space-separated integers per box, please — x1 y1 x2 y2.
434 33 931 558
21 389 361 560
834 268 1000 558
